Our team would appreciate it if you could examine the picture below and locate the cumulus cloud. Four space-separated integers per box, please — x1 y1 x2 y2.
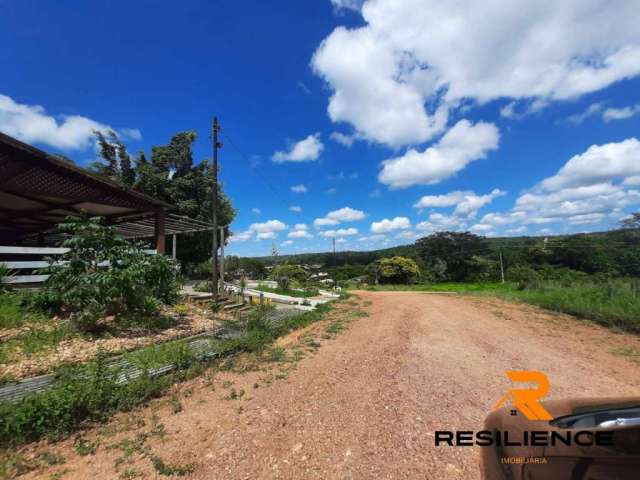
358 234 386 242
281 240 294 246
330 132 356 147
416 213 468 233
0 93 134 151
330 0 363 12
320 227 359 237
414 189 505 218
370 216 411 234
313 206 366 228
289 205 303 213
603 104 640 121
378 120 499 188
273 133 324 163
476 138 640 233
251 208 262 214
313 1 640 147
540 138 640 191
290 184 308 193
232 219 288 242
289 228 313 239
565 102 605 124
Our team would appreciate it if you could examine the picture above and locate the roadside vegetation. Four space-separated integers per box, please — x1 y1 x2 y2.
237 218 640 334
0 299 342 448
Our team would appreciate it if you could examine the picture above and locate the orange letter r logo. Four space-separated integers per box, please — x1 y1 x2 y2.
495 370 553 421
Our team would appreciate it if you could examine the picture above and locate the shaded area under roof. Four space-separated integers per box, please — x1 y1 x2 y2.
0 132 213 246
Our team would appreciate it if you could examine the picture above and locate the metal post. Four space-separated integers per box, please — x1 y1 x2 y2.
219 226 225 291
172 234 177 260
212 117 221 301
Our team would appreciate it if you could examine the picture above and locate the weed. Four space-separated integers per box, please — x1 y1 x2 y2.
120 468 140 479
37 451 65 466
263 346 287 362
0 452 38 478
74 436 98 456
222 380 234 388
170 395 183 414
150 455 195 476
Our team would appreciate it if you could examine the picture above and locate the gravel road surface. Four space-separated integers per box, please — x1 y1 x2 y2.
19 292 640 479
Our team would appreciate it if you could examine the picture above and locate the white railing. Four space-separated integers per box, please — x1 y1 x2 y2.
0 246 157 285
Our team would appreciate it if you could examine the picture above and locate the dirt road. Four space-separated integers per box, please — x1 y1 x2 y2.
20 292 640 479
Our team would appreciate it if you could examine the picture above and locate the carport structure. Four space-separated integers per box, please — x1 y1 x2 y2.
0 131 213 254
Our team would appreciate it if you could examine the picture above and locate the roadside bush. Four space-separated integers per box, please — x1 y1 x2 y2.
29 216 180 331
0 264 13 293
367 256 420 284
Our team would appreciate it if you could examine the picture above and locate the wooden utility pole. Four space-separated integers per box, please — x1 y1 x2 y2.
212 117 222 302
219 226 225 291
499 247 505 284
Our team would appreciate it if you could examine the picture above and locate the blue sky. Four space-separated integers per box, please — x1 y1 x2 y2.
2 0 640 257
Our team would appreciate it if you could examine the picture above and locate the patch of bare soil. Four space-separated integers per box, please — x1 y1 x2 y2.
8 292 640 479
0 302 231 380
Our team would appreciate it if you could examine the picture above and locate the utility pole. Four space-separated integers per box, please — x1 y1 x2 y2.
212 117 222 302
219 226 225 292
499 247 505 284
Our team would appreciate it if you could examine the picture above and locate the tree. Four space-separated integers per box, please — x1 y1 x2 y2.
92 130 135 186
415 232 487 281
92 130 236 267
621 212 640 229
270 264 308 290
368 256 420 284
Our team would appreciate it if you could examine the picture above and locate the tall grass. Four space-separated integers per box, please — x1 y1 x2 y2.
499 280 640 332
358 279 640 332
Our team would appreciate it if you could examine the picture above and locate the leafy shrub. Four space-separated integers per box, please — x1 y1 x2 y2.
29 216 180 330
367 256 420 284
0 264 13 293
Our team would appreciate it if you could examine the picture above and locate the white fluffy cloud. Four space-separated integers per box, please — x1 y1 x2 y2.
232 219 288 242
314 1 640 147
313 206 366 228
476 138 640 233
330 132 356 147
566 102 640 124
370 216 410 234
288 228 313 239
603 104 640 121
540 139 640 191
0 93 136 151
273 133 324 163
320 227 359 238
289 205 303 213
290 184 308 193
416 213 468 233
330 0 363 11
378 120 499 188
281 240 294 246
414 189 505 218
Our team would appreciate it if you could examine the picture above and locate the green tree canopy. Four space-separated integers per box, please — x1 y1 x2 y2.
368 256 420 284
415 231 487 281
92 130 236 266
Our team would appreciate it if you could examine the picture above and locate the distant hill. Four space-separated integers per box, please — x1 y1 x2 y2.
246 228 639 269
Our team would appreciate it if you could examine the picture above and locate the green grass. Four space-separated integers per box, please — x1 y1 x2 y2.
357 280 640 332
256 284 319 298
0 299 342 447
0 293 48 329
